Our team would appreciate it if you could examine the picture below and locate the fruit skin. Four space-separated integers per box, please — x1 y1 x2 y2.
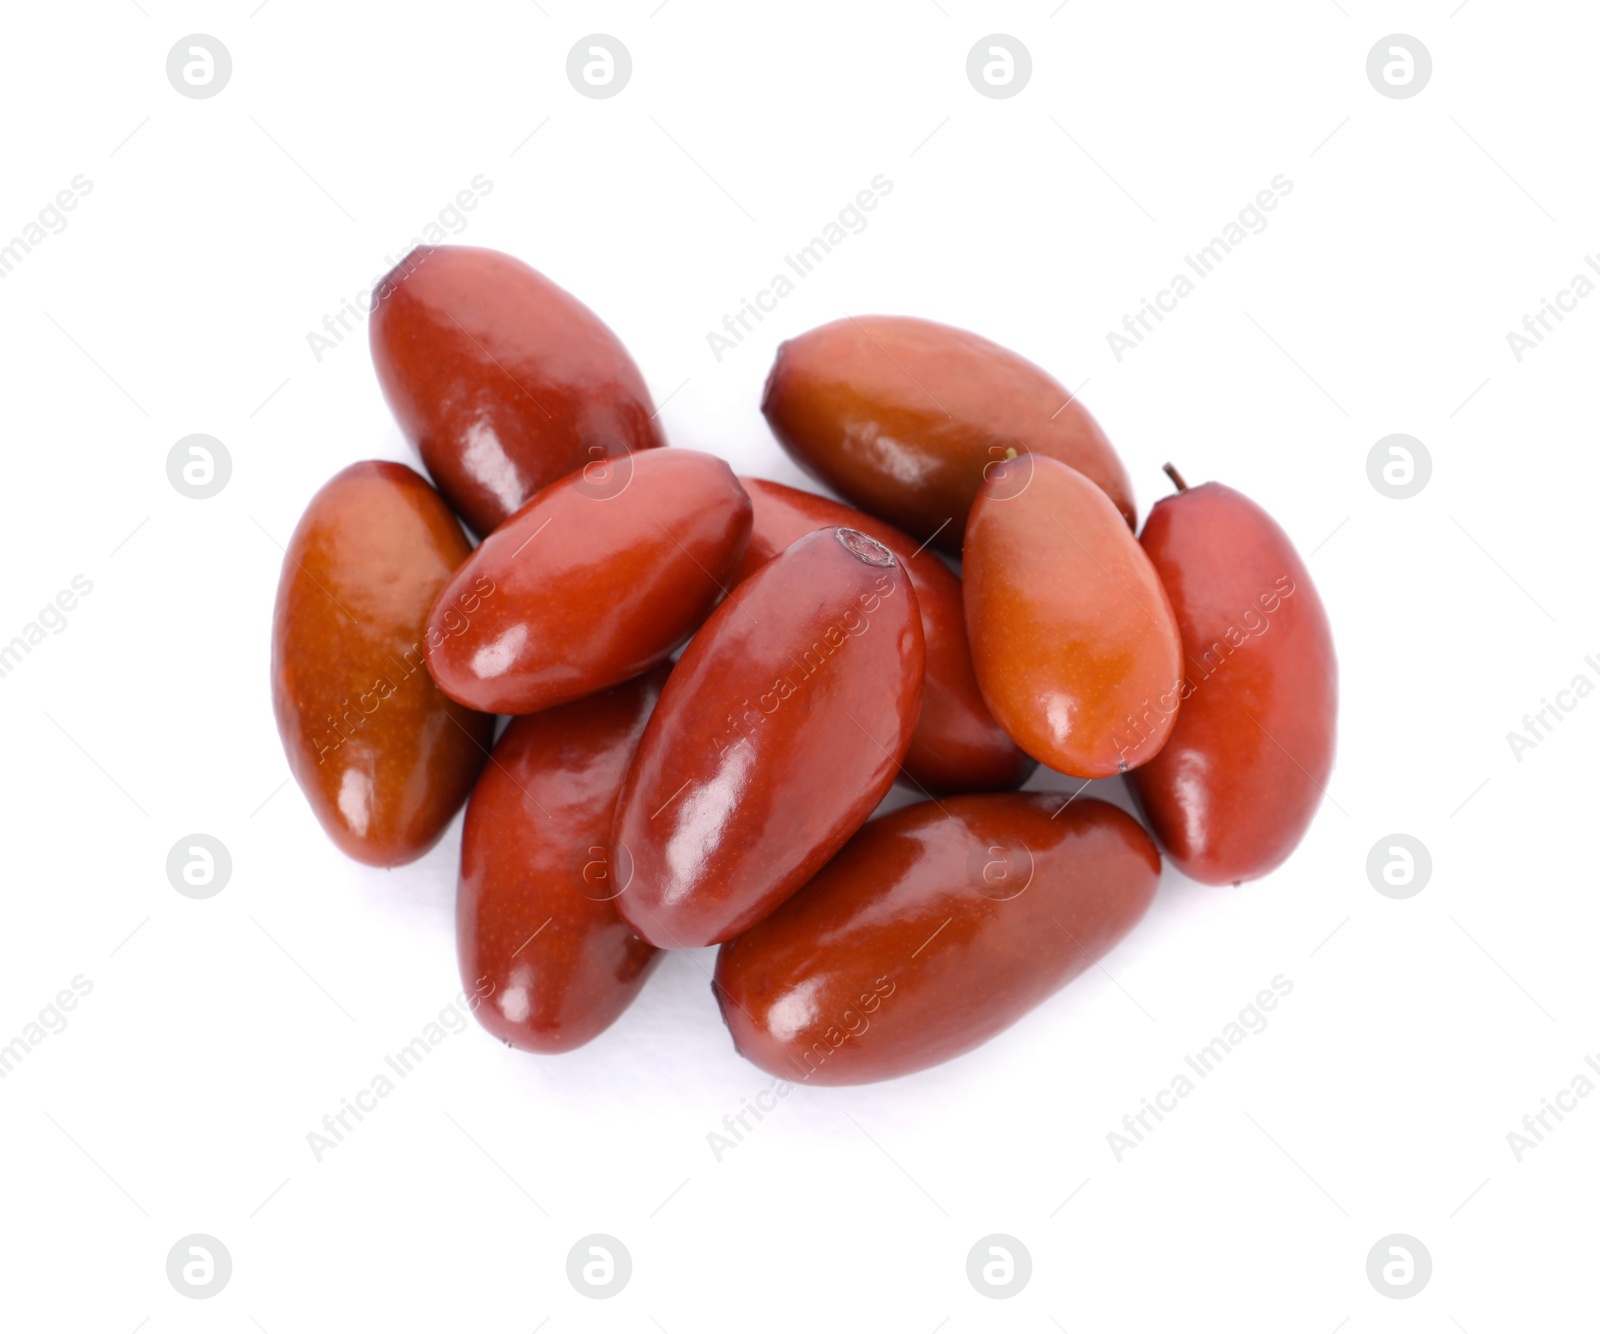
964 456 1182 779
271 461 493 866
734 477 1034 794
612 527 925 950
1127 480 1337 885
760 314 1133 554
714 794 1160 1086
369 245 666 537
424 449 752 716
459 668 666 1052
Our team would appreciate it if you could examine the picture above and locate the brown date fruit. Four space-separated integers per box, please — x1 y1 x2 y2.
611 527 925 949
1127 468 1337 885
271 461 493 866
369 245 665 537
459 668 667 1052
424 449 752 716
733 477 1034 794
761 314 1133 553
714 794 1160 1085
964 455 1182 779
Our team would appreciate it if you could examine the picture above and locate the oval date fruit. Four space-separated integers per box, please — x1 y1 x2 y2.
425 449 752 715
459 668 666 1052
1127 470 1337 884
369 245 665 536
612 527 925 949
714 795 1160 1085
271 461 493 866
964 456 1182 778
734 477 1033 794
761 314 1133 553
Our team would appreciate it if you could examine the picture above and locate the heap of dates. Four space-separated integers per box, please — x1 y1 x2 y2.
271 246 1336 1086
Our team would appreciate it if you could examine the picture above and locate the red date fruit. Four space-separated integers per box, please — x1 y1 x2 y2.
425 449 752 715
369 245 665 536
714 795 1160 1085
734 477 1033 794
964 456 1182 778
459 668 666 1052
271 462 492 866
612 527 925 949
761 314 1133 553
1128 469 1337 884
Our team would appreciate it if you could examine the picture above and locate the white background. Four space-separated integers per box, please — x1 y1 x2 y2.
1 1 1595 1329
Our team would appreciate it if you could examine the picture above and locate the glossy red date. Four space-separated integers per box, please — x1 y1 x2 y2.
734 477 1033 794
1128 474 1337 884
459 669 666 1052
612 527 924 949
271 461 492 866
714 795 1160 1085
370 245 665 536
425 449 751 715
